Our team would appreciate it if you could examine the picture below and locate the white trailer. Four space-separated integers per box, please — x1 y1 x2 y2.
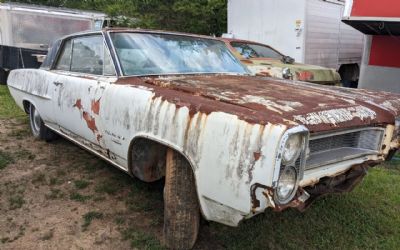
0 3 106 50
227 0 364 85
0 2 107 84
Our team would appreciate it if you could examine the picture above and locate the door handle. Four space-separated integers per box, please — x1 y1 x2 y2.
53 81 63 86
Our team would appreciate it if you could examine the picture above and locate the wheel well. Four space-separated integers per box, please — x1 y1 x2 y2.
338 63 360 81
128 137 170 182
128 137 206 219
22 100 31 114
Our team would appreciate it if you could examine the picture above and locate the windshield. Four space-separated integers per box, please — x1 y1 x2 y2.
110 32 248 76
231 42 283 59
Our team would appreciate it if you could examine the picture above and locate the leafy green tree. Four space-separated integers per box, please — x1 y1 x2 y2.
10 0 227 35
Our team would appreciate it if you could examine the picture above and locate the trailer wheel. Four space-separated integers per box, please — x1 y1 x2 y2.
0 68 7 85
163 148 200 249
29 104 57 142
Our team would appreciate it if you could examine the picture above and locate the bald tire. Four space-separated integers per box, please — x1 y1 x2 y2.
164 149 200 249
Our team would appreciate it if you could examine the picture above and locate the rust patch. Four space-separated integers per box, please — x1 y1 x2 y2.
91 98 101 115
82 112 98 133
253 152 261 161
256 71 272 77
73 99 83 110
115 74 400 133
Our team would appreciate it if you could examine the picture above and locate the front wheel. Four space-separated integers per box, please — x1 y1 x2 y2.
163 149 200 249
29 104 57 141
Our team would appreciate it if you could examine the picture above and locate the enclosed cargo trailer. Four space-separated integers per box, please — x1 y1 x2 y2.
342 0 400 93
0 2 106 84
227 0 364 86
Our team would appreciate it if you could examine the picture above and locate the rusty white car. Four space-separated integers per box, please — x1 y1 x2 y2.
7 28 400 249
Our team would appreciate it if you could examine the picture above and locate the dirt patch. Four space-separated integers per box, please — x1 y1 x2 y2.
0 118 221 250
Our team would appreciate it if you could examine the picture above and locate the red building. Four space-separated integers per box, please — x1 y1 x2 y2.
343 0 400 93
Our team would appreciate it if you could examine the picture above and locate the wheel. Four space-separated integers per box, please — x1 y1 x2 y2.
0 68 7 85
29 104 57 141
164 149 200 249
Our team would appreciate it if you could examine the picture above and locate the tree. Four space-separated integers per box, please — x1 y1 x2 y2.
11 0 227 36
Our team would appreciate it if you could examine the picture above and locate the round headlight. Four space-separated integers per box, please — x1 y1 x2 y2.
276 166 297 203
282 134 302 164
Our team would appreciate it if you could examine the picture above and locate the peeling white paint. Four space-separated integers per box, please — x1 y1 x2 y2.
293 106 376 126
240 95 300 113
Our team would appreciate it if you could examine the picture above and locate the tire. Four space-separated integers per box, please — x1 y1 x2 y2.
0 68 7 85
164 149 200 249
29 104 57 141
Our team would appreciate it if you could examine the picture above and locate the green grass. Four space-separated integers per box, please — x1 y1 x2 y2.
74 179 90 189
0 150 14 170
8 195 25 210
70 191 92 202
121 227 164 250
82 211 103 231
94 180 119 195
0 85 25 119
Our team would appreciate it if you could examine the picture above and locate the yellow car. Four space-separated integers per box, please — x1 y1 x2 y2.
221 38 341 85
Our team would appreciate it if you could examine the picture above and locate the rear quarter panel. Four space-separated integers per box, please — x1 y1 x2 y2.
7 69 57 124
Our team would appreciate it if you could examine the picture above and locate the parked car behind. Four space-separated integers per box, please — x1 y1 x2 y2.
7 28 400 249
221 38 342 85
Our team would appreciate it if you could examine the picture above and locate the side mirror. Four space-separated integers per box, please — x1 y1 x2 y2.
282 56 295 64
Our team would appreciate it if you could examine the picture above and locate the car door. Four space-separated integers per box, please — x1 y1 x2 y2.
51 34 117 149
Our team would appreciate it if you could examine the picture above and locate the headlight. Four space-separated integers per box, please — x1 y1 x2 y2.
282 134 302 165
275 165 297 203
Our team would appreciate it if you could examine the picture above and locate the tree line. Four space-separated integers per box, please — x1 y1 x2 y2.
11 0 228 36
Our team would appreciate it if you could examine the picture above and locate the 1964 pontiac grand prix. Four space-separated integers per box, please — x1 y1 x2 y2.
7 28 400 249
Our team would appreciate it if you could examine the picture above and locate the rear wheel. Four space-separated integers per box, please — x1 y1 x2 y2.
29 104 57 141
163 149 200 249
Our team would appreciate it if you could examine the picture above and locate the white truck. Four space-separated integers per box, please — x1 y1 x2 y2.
0 2 107 84
227 0 364 87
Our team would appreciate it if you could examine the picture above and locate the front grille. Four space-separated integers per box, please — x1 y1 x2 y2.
305 128 384 170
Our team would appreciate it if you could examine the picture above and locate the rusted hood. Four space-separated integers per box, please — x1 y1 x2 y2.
116 75 400 133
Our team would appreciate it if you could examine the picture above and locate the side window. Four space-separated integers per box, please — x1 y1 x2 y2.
71 36 103 75
55 40 72 70
103 47 116 76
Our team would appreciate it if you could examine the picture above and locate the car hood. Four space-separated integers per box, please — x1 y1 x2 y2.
116 74 400 133
245 58 341 83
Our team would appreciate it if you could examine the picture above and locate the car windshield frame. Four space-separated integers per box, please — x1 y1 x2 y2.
230 41 284 60
108 31 250 77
